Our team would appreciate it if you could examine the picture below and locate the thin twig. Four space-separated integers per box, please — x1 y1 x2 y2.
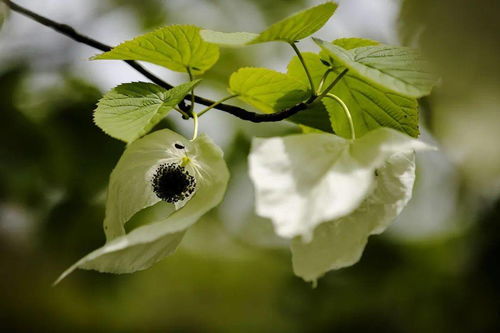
186 67 196 115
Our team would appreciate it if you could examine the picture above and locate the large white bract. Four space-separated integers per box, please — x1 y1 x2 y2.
249 127 434 282
55 129 229 284
291 152 417 282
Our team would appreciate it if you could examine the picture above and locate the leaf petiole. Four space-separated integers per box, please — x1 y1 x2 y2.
191 112 199 141
325 93 356 140
316 68 348 101
316 68 333 95
186 66 196 115
175 107 191 119
197 94 238 117
290 42 316 94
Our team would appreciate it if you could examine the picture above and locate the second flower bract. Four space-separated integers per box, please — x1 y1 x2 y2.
249 127 434 282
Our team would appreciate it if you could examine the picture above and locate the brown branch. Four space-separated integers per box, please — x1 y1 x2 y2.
2 0 329 122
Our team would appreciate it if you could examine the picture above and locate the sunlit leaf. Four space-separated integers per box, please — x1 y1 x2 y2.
332 37 379 50
229 67 309 114
199 30 258 47
315 38 437 98
200 2 337 46
94 80 200 143
250 2 337 44
287 52 419 138
92 25 219 75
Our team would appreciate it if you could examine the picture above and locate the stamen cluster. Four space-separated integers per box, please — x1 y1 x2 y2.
151 163 196 203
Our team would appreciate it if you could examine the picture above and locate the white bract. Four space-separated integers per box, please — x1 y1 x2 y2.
55 129 229 284
249 127 434 281
291 152 416 282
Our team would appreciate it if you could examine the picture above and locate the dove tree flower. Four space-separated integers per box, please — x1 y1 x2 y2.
55 130 229 284
249 128 434 282
291 151 417 282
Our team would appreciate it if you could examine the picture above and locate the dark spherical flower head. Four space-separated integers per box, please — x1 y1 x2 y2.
151 163 196 203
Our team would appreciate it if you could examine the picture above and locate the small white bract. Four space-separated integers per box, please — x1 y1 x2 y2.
55 129 229 284
249 127 434 282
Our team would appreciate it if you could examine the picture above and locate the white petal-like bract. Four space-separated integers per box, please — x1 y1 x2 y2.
55 130 229 284
291 152 417 282
249 133 373 241
249 127 435 282
249 127 431 241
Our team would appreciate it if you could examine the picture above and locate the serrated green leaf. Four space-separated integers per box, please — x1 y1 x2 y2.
287 52 419 137
55 130 229 283
319 37 380 66
300 125 326 134
250 2 338 44
94 80 200 143
333 37 379 50
228 67 331 132
315 38 437 98
200 30 258 47
229 67 309 114
288 100 333 133
200 2 337 46
325 74 420 138
92 25 219 75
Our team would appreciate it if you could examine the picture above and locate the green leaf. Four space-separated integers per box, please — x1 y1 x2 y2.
250 2 338 44
332 37 379 50
288 100 333 133
287 52 332 87
55 130 229 283
292 152 417 282
200 2 337 46
94 80 200 143
287 52 420 138
228 67 331 132
325 74 420 138
199 31 258 47
320 38 379 67
229 67 309 114
314 38 437 98
300 125 326 134
92 25 219 75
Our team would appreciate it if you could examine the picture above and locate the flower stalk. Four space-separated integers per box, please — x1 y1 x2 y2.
326 93 356 140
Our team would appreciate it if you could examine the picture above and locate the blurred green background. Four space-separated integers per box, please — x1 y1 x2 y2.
0 0 499 332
